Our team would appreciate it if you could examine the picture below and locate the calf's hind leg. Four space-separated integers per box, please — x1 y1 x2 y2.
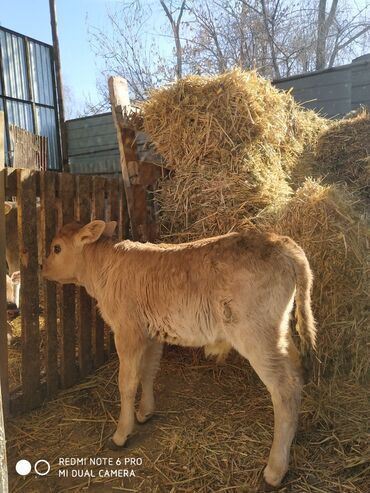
136 340 163 423
236 336 303 487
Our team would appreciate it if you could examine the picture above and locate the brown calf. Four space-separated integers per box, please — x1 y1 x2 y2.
5 201 42 275
43 220 316 487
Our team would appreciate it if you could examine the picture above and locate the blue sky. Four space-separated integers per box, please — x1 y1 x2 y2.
0 0 169 117
1 1 368 118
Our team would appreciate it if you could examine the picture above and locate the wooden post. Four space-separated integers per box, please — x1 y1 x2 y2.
108 76 164 242
49 0 69 172
108 78 135 235
0 383 8 493
40 171 59 397
0 111 9 493
91 177 106 367
76 175 92 376
59 173 77 387
17 169 42 410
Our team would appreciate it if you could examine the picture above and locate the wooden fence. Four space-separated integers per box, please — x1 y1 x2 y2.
0 168 127 415
10 126 48 171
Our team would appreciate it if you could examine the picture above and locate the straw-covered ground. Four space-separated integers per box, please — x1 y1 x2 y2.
6 347 369 493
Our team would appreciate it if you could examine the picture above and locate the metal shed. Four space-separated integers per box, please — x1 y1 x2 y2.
0 26 61 169
67 112 158 175
274 55 370 117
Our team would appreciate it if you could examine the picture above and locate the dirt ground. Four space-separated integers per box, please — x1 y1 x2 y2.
5 346 369 493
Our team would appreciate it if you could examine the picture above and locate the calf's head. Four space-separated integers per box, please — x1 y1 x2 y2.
42 220 117 284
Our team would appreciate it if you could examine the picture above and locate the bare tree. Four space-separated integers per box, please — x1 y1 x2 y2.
88 1 163 103
316 0 339 69
87 0 370 111
186 0 370 77
160 0 187 78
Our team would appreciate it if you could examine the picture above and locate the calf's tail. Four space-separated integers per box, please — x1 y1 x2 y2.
284 238 317 382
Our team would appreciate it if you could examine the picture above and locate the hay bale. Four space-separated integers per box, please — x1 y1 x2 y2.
315 109 370 200
143 69 327 240
156 155 291 241
258 179 369 381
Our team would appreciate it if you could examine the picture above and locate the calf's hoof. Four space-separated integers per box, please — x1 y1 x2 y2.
263 464 287 488
106 438 123 451
106 434 130 450
136 410 154 424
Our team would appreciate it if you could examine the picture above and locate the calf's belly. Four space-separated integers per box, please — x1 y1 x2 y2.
146 311 226 348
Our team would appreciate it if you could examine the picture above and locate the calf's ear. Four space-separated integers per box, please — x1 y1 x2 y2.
76 220 106 245
103 221 117 237
4 202 13 215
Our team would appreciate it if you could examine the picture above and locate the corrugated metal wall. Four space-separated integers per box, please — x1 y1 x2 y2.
67 57 370 174
274 55 370 117
67 113 120 174
67 113 158 174
0 27 60 169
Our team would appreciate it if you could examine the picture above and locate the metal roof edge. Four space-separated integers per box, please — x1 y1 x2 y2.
273 59 370 84
0 25 52 50
66 111 113 123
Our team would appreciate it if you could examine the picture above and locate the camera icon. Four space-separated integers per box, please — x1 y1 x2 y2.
16 459 51 476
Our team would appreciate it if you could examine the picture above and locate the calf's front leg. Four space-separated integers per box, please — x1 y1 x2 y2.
111 334 145 447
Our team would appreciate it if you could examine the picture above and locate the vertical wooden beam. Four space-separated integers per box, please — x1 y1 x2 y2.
17 169 42 410
119 177 128 241
0 111 8 491
104 179 118 357
49 0 69 172
59 173 77 387
0 381 8 493
40 171 59 397
76 175 92 377
108 76 162 243
42 137 48 171
91 176 106 367
0 113 9 418
108 77 136 238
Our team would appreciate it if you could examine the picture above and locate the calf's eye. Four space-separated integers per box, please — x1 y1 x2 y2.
54 245 61 254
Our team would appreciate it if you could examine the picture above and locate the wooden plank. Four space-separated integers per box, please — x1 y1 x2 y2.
10 126 49 170
127 160 164 187
0 381 8 493
0 115 9 419
92 176 106 367
40 171 59 396
108 77 137 238
76 175 92 377
44 137 48 171
59 172 77 387
109 77 161 243
0 149 8 493
104 179 118 357
17 169 42 410
119 177 129 241
4 168 17 198
49 0 69 171
109 178 120 234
